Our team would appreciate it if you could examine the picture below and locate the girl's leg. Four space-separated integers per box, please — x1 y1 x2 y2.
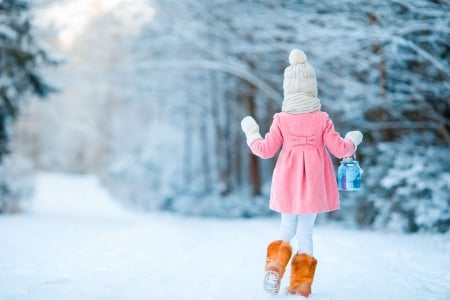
279 213 298 242
288 214 318 297
295 213 317 255
264 213 296 294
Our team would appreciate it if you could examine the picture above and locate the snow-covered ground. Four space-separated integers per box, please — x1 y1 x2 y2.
0 173 449 300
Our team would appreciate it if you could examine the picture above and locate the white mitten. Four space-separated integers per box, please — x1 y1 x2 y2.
241 116 262 146
344 131 363 150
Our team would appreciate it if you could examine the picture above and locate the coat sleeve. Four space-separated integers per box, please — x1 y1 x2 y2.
249 114 283 159
323 114 355 159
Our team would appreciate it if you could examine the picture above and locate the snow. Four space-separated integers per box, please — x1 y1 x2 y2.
1 173 449 300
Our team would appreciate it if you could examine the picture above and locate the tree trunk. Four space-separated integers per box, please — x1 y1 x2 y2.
199 90 212 193
368 12 393 142
243 84 262 196
183 106 192 187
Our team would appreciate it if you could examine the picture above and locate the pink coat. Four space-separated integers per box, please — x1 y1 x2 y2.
250 111 355 214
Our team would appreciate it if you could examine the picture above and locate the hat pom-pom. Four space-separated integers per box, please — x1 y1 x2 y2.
289 49 307 65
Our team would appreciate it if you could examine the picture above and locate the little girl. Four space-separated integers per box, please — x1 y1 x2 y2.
241 49 362 297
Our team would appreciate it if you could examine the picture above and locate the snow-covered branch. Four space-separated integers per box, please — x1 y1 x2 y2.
133 60 282 105
392 36 450 79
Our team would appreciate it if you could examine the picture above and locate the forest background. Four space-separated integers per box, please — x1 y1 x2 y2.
1 0 449 233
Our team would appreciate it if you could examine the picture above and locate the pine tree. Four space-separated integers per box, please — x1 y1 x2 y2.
0 0 54 161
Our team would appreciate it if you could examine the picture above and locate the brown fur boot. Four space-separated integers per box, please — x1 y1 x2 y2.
288 253 317 297
263 240 292 295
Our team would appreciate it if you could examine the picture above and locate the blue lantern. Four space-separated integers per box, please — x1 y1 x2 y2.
338 156 362 191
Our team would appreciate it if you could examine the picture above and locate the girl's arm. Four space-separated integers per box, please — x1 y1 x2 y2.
241 114 283 159
323 115 362 158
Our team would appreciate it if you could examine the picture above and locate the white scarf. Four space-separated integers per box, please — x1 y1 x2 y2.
282 92 321 114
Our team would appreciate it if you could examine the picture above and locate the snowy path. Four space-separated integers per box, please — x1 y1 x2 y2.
1 173 449 300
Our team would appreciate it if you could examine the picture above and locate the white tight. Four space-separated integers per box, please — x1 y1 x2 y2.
278 213 317 256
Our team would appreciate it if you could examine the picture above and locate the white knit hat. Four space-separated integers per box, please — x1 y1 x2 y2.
282 49 321 114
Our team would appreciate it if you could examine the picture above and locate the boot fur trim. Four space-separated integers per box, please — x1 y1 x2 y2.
289 253 318 297
265 240 292 278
